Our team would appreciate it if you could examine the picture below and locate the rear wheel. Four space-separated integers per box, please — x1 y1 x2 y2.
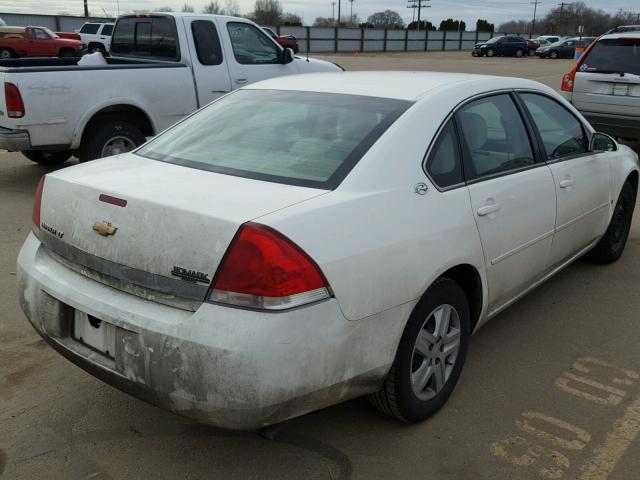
21 150 72 166
79 118 146 162
0 48 13 59
528 48 536 56
515 48 524 57
589 181 636 264
368 278 471 422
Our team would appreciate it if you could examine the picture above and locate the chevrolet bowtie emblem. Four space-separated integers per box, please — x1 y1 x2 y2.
93 221 117 237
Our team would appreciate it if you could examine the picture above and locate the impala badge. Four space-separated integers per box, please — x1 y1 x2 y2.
93 221 117 237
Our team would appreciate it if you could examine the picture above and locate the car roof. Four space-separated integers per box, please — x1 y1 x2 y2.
599 32 640 40
247 71 548 101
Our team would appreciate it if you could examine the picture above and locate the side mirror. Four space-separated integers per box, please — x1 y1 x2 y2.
589 132 617 152
280 47 294 64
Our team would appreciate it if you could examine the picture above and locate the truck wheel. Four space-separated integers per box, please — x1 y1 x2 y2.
59 48 75 58
80 118 146 162
0 48 13 59
89 43 106 54
21 150 72 165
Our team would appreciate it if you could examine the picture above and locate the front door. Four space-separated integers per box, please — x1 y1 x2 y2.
28 28 56 56
458 93 557 312
183 17 232 107
219 20 297 89
518 92 611 267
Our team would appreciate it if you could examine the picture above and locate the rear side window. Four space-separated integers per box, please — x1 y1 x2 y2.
457 94 535 180
137 89 412 189
425 119 463 188
191 20 223 65
80 23 100 34
111 16 179 60
101 24 113 36
581 38 640 75
520 93 588 160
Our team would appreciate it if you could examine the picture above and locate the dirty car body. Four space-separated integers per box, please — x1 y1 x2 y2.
17 72 639 429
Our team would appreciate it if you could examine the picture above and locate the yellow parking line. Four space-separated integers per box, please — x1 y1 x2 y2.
580 395 640 480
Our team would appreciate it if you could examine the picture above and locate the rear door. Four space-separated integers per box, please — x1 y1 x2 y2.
218 19 297 88
459 93 556 311
183 17 232 106
572 36 640 120
518 92 611 267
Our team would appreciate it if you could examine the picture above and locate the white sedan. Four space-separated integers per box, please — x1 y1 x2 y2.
17 72 639 429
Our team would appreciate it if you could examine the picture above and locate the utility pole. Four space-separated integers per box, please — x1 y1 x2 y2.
84 0 89 17
337 0 341 26
556 2 570 36
530 0 541 36
349 0 354 25
407 3 417 24
331 1 336 24
406 0 431 31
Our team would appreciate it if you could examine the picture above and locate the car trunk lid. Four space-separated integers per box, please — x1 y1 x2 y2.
37 154 327 307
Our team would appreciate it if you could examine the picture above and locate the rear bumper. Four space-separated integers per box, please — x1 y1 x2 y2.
581 112 640 140
17 233 396 429
0 126 31 151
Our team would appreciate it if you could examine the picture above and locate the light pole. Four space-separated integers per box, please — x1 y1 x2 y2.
349 0 354 25
331 1 336 24
84 0 89 17
531 0 541 36
337 0 341 26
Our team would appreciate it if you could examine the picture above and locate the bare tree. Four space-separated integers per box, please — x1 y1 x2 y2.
181 3 195 12
202 1 222 14
156 6 174 12
252 0 282 25
366 10 404 29
313 17 333 27
224 0 242 16
497 19 530 34
282 13 303 26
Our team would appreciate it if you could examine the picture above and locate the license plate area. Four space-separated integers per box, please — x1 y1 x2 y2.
613 84 629 96
73 310 116 359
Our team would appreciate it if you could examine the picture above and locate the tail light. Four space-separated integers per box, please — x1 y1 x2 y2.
5 82 25 118
561 37 599 93
32 176 45 233
209 223 331 310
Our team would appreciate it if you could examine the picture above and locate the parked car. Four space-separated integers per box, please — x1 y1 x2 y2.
0 26 83 59
525 38 540 56
533 35 562 44
472 36 527 57
56 32 82 41
78 22 114 54
17 71 639 430
538 37 596 58
0 13 340 164
262 27 299 53
561 32 640 140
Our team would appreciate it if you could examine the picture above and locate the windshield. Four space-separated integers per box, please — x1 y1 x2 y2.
581 38 640 75
137 90 412 189
486 36 502 44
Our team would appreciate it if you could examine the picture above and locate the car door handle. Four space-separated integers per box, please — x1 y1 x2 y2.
477 203 501 216
559 178 575 188
235 78 248 84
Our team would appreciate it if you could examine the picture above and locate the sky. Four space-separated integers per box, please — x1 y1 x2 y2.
1 0 638 27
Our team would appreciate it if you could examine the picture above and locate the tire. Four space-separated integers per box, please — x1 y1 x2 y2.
88 43 106 54
0 48 13 59
550 50 558 59
486 49 495 57
528 48 536 56
515 48 524 57
21 150 72 165
368 278 471 422
59 48 75 58
79 118 146 162
589 181 636 264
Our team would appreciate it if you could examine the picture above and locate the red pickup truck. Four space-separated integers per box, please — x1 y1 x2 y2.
0 26 84 59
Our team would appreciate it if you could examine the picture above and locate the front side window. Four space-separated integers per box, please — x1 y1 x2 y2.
520 93 588 160
137 89 411 189
30 29 51 40
80 23 100 34
457 94 535 180
425 119 463 188
227 22 279 64
191 20 223 65
111 16 178 59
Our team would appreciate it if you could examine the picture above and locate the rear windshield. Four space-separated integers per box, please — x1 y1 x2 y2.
137 90 412 189
110 16 179 60
581 38 640 75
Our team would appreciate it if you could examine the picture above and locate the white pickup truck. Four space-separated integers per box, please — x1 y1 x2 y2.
0 13 341 164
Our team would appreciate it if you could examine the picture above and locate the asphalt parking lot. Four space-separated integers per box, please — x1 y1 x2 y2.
2 51 640 479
